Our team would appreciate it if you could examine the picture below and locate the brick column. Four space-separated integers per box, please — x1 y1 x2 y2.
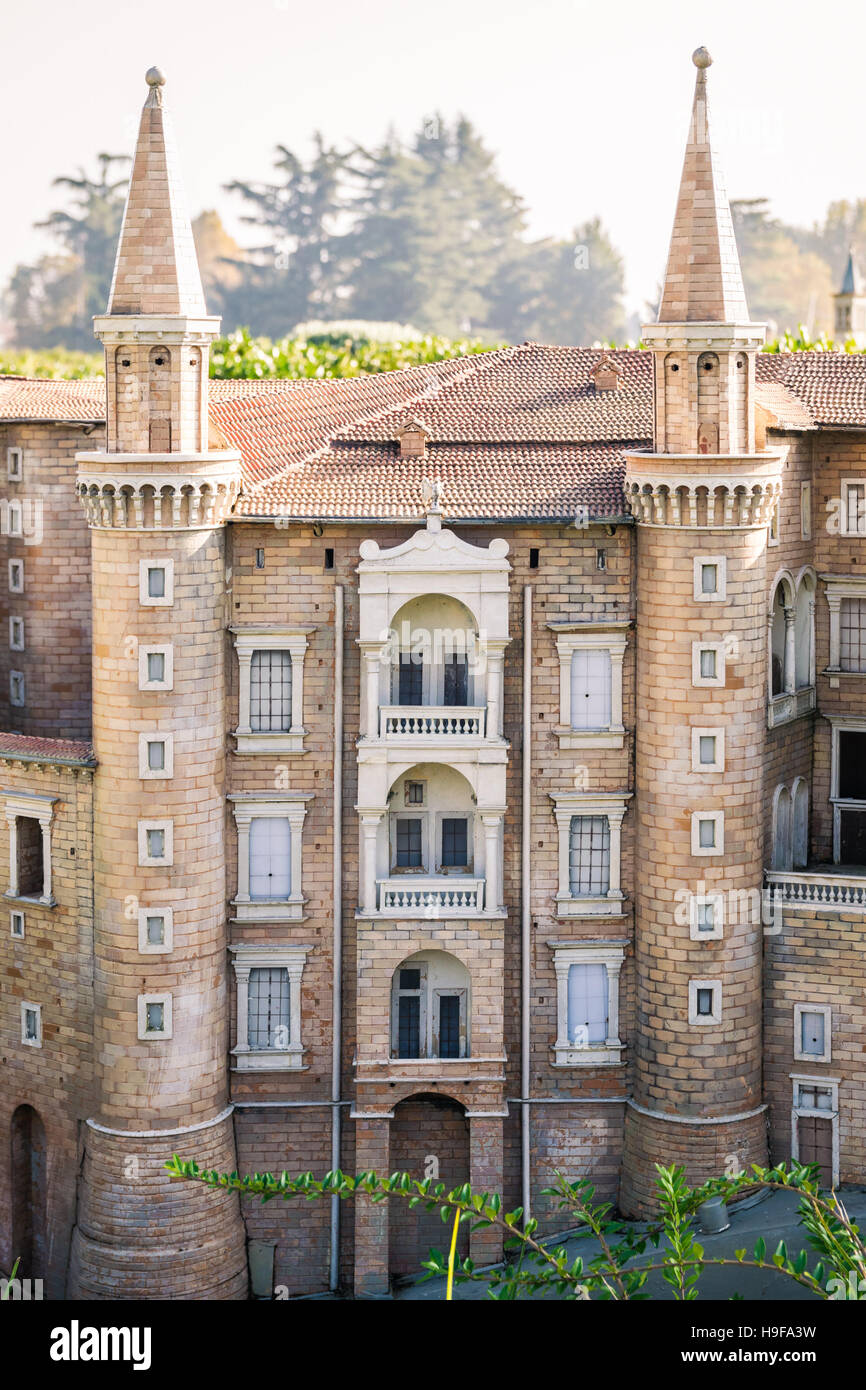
353 1116 391 1298
468 1114 504 1267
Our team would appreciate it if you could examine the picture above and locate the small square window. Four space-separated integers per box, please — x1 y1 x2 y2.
138 732 174 779
9 617 24 652
21 1001 41 1047
699 736 715 764
137 993 173 1039
137 906 173 954
693 555 726 602
691 811 724 856
691 727 725 773
139 644 173 691
692 641 725 688
800 482 812 540
699 820 714 847
138 820 174 866
689 890 724 940
7 447 23 481
596 549 607 571
701 649 716 679
10 670 25 707
8 560 23 593
10 910 24 939
794 1004 831 1063
688 979 722 1026
701 564 718 593
255 548 265 569
139 558 174 606
404 780 425 806
842 480 866 536
324 548 335 571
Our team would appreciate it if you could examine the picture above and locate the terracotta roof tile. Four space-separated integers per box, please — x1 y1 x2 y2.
0 732 95 765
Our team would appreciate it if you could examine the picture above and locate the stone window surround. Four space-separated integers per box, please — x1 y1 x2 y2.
548 621 629 750
229 793 312 921
688 978 722 1026
549 940 626 1066
828 717 866 862
793 1002 832 1064
693 554 727 602
691 726 725 773
691 809 724 857
6 446 23 482
229 943 309 1071
10 670 25 708
20 1000 41 1048
839 478 866 536
138 556 174 607
823 575 866 672
800 481 812 541
691 639 726 688
9 616 24 652
138 730 174 780
231 626 313 755
10 908 24 939
790 1074 840 1187
8 559 24 594
137 818 174 867
4 790 57 906
137 992 173 1040
688 885 725 940
137 905 174 955
550 792 631 918
138 642 174 691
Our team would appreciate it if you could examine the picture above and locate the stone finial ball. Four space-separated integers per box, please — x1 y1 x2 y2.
692 47 712 69
145 66 166 87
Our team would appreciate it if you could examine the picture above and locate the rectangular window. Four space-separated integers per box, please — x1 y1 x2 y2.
249 816 291 899
139 558 173 606
398 994 421 1058
693 555 726 601
395 818 423 869
567 962 608 1045
699 736 715 764
21 1002 41 1047
700 649 717 679
7 447 23 481
9 617 24 651
570 649 612 730
438 994 461 1058
10 909 24 939
568 816 610 895
250 650 293 732
441 818 468 867
148 567 165 598
839 599 866 672
697 901 715 932
696 987 714 1016
16 817 43 898
844 481 866 535
148 652 165 683
10 670 25 707
248 967 291 1049
139 644 173 691
692 811 724 856
147 828 165 859
699 819 715 848
404 780 425 806
701 564 718 593
137 993 173 1038
398 653 423 705
137 908 173 954
837 730 866 799
443 655 469 707
689 979 722 1025
148 741 165 771
800 1010 825 1057
8 560 23 593
801 482 812 540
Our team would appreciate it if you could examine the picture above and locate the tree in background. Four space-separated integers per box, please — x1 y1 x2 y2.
732 198 838 338
3 154 129 349
492 218 627 345
191 210 244 317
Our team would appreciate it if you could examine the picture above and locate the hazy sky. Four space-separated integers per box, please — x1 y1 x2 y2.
4 0 866 320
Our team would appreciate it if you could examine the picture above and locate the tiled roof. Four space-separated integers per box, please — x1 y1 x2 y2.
7 345 866 523
0 732 95 765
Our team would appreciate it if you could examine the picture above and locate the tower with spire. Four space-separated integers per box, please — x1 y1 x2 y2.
69 68 247 1299
834 247 866 347
619 49 778 1214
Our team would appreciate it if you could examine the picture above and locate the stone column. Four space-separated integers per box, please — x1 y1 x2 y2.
360 813 383 915
481 812 502 913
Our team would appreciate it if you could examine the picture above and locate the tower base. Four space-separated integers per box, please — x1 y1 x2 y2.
68 1108 248 1300
619 1102 768 1219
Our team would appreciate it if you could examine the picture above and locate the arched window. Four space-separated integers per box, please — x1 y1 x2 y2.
390 950 470 1059
772 785 793 870
697 352 720 454
792 778 809 869
148 346 171 452
794 573 815 690
770 578 795 697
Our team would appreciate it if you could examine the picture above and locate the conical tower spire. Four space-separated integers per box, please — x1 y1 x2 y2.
657 48 749 324
107 66 206 316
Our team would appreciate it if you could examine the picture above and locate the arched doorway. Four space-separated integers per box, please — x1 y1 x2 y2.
388 1094 470 1281
10 1105 46 1279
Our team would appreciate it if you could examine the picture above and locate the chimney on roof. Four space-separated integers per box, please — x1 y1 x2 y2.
398 418 429 459
591 353 624 392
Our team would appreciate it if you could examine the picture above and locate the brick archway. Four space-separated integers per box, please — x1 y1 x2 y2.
10 1104 46 1279
388 1094 470 1281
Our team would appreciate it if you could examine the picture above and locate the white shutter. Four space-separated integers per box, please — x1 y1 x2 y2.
570 649 612 729
567 963 608 1044
249 817 292 899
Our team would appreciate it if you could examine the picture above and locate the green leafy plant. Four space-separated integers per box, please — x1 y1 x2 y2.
1 1259 20 1299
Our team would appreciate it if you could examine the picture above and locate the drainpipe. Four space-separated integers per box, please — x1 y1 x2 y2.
329 584 344 1291
521 585 532 1223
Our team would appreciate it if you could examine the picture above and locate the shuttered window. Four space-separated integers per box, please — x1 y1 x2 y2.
248 967 290 1049
250 650 292 732
570 650 611 728
568 816 610 895
249 817 291 899
567 963 608 1044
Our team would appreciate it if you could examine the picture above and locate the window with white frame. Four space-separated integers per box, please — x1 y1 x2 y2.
689 888 724 940
7 447 23 482
139 644 173 691
688 978 722 1026
20 1001 41 1047
551 792 630 916
137 819 173 867
551 942 625 1065
6 501 22 537
691 728 725 773
10 670 25 707
794 1003 831 1063
549 623 628 749
137 906 173 954
691 810 724 857
232 628 312 754
139 558 174 607
230 795 311 921
8 559 23 594
768 501 780 547
691 640 725 688
137 993 172 1039
801 482 812 540
229 944 307 1070
388 951 470 1060
10 908 24 939
138 732 174 780
4 792 55 904
839 598 866 672
841 479 866 536
693 555 727 601
9 617 24 652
